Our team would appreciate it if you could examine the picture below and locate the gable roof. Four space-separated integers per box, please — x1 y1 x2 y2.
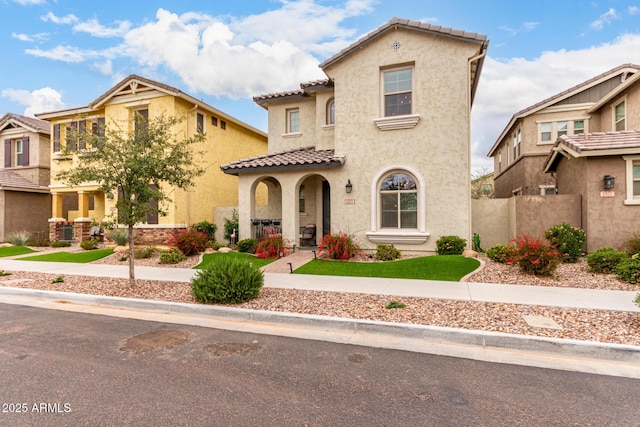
253 79 333 107
220 146 344 175
35 75 266 137
587 69 640 113
487 64 640 157
0 170 48 192
544 130 640 172
0 113 50 134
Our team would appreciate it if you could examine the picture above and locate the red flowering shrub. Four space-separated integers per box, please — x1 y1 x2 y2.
166 228 209 256
509 235 561 276
318 232 361 260
255 236 290 259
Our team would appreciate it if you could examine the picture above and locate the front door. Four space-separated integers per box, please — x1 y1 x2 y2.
322 180 330 237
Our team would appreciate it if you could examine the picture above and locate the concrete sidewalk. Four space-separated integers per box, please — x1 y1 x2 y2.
0 257 638 312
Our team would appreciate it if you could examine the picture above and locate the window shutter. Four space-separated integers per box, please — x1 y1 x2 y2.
53 124 60 152
78 120 86 150
21 136 29 166
4 139 10 167
67 122 78 151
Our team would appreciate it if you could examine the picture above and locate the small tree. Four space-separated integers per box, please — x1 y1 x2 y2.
56 113 205 287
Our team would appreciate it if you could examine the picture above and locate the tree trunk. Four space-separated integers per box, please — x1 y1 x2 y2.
128 224 136 288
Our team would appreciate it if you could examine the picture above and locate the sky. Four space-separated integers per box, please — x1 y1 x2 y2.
2 0 640 172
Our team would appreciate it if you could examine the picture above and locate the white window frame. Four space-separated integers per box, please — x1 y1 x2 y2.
614 99 626 131
557 121 568 137
374 64 420 130
286 108 300 135
366 165 429 245
538 119 590 144
573 119 585 134
382 66 413 117
539 185 556 196
539 122 552 143
623 155 640 205
326 99 335 126
15 138 23 166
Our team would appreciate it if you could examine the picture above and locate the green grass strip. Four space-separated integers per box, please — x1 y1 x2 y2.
293 255 480 281
0 246 37 258
17 248 114 263
194 252 275 269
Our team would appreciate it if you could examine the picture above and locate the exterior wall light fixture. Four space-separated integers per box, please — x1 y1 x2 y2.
603 175 615 190
345 179 353 194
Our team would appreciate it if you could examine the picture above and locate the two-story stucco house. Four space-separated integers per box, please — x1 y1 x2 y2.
543 68 640 251
0 113 51 242
487 64 640 198
36 75 267 244
221 18 489 253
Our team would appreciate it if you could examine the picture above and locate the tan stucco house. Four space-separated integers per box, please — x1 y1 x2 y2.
543 69 640 251
36 75 267 244
488 64 640 198
222 18 489 253
0 113 51 242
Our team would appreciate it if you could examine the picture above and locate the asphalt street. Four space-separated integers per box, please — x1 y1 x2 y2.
1 303 638 426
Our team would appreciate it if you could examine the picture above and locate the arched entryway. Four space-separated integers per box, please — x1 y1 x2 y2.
296 174 330 246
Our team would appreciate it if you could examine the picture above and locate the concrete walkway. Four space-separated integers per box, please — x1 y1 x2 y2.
1 251 639 378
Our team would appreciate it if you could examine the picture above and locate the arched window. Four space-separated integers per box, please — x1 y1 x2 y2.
326 99 335 125
379 172 417 229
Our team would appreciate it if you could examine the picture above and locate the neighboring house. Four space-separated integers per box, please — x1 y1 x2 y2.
0 113 51 242
471 172 494 199
488 64 640 198
221 18 488 253
35 75 267 244
544 69 640 250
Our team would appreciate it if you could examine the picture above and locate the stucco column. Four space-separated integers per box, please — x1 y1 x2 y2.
77 191 90 220
51 192 64 219
280 180 298 246
237 176 253 241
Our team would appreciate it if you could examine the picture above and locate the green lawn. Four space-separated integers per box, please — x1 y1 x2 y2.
194 252 276 269
17 249 114 263
0 246 37 258
293 255 480 281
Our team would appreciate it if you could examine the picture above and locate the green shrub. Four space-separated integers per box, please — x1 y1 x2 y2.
107 228 129 246
511 235 561 276
486 244 516 264
622 235 640 256
208 241 226 250
191 257 264 304
166 228 209 256
80 239 99 250
435 235 466 255
51 241 71 248
0 270 12 277
51 276 64 283
255 236 290 259
472 233 483 252
614 256 640 284
192 221 217 242
318 232 361 260
375 243 400 261
237 238 259 254
6 231 30 246
586 247 628 274
223 209 239 243
544 222 586 263
26 231 50 247
134 246 156 259
385 300 406 309
158 247 187 264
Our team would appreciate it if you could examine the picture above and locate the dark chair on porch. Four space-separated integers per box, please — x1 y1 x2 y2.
299 224 316 246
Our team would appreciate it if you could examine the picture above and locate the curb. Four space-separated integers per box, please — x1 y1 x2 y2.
1 286 639 377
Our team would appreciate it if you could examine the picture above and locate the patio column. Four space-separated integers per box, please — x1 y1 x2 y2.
280 180 298 246
77 191 90 220
51 192 64 219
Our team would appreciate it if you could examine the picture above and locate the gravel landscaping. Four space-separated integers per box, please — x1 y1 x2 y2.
1 251 639 346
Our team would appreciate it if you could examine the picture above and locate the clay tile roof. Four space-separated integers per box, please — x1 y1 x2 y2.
0 170 45 190
252 89 306 104
221 146 345 175
0 113 50 133
560 130 640 153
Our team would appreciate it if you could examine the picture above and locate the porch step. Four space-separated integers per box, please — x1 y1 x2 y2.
260 249 316 274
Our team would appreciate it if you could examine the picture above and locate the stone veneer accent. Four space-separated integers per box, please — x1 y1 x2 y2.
103 226 187 245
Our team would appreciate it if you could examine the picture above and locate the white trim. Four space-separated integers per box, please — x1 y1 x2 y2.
613 97 627 131
539 185 556 195
123 100 151 109
374 114 421 130
369 165 426 244
281 132 302 138
623 155 640 205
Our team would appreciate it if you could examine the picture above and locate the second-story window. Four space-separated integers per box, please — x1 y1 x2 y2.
134 109 149 142
383 67 412 117
326 99 335 125
287 108 299 133
615 101 626 131
540 123 552 142
196 112 204 134
15 139 23 166
574 120 585 134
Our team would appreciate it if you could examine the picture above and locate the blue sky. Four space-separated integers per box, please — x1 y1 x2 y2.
2 0 640 171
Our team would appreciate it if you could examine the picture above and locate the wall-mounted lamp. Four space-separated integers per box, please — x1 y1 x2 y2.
603 175 615 190
345 179 353 194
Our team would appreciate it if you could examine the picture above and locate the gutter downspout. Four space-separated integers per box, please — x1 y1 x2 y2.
186 103 198 227
467 44 487 248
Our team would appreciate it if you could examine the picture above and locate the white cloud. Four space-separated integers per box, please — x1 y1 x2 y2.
12 0 46 4
73 19 131 38
41 12 79 25
12 32 49 42
629 6 640 15
590 8 619 30
91 59 113 76
1 87 66 117
25 45 101 62
470 33 640 170
499 21 539 36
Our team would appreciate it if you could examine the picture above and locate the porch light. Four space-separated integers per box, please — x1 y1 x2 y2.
603 175 615 190
345 179 353 193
